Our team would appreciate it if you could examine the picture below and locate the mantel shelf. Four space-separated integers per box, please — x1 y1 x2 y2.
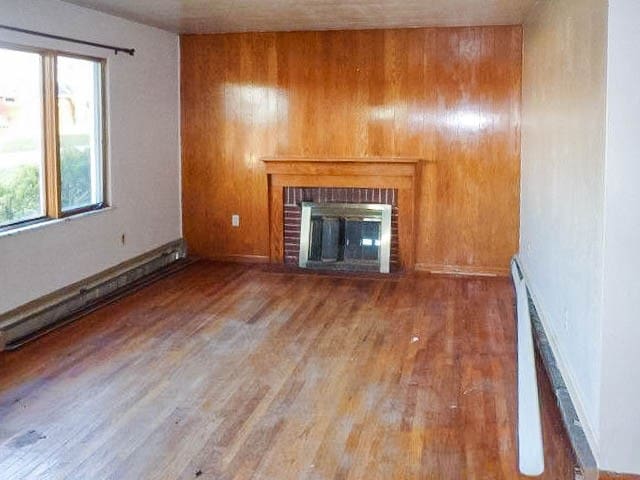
261 157 432 164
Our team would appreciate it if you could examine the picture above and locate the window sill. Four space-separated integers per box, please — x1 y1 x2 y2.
0 206 115 240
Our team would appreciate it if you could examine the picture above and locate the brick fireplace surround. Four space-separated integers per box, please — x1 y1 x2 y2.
283 187 400 269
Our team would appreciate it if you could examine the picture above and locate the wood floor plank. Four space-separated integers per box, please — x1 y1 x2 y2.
0 261 576 479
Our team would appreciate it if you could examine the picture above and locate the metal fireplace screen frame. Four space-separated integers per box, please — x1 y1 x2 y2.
298 202 392 273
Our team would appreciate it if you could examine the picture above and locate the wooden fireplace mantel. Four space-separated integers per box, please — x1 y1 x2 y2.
262 156 422 164
263 157 427 271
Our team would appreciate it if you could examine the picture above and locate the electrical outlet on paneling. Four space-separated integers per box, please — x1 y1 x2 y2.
232 215 240 227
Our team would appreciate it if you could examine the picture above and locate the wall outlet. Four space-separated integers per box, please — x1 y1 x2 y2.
231 214 240 227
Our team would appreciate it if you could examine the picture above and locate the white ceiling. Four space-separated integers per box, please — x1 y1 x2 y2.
61 0 539 34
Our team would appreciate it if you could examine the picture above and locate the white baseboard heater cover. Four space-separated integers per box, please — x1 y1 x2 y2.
511 258 545 476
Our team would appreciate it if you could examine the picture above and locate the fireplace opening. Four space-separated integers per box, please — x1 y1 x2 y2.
299 202 392 273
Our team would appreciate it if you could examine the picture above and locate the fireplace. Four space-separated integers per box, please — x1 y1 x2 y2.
299 202 392 273
283 187 399 272
263 157 421 272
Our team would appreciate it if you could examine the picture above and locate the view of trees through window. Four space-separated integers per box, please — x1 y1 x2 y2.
0 48 44 226
0 47 103 228
58 55 103 212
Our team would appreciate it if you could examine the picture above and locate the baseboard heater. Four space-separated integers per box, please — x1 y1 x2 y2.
515 256 598 480
0 239 188 350
511 258 545 477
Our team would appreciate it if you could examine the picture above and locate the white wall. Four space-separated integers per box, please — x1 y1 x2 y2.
520 0 608 455
522 0 640 474
0 0 181 314
599 0 640 473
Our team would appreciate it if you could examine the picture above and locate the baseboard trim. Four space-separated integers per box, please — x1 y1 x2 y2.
0 239 188 350
199 258 508 276
414 263 509 277
206 254 270 264
512 256 598 480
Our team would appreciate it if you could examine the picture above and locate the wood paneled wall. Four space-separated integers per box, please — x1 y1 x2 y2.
181 26 522 274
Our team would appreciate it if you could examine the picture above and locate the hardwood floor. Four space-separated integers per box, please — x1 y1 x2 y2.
0 261 575 479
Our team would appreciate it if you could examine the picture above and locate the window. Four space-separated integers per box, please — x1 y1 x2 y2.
0 48 45 226
0 45 105 230
58 56 104 212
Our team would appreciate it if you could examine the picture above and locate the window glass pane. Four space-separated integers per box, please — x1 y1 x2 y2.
0 48 45 227
57 56 103 212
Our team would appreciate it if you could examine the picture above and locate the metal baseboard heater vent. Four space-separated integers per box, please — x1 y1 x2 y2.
514 256 598 480
0 239 188 350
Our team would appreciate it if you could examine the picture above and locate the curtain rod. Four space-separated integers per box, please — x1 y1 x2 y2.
0 24 135 56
